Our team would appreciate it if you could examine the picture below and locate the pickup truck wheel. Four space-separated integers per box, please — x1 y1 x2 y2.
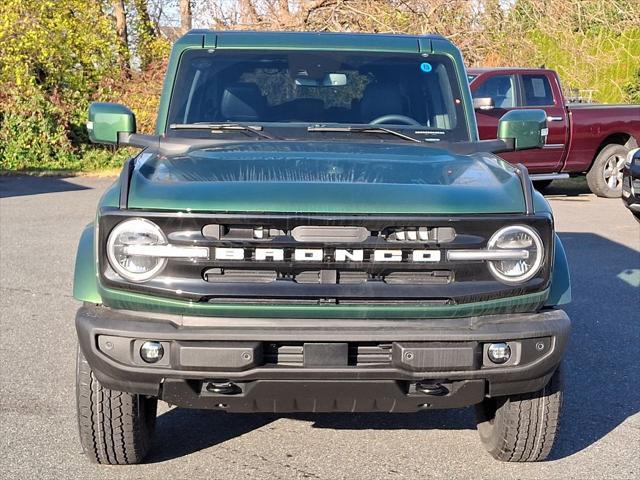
76 346 157 465
475 367 563 462
587 144 628 198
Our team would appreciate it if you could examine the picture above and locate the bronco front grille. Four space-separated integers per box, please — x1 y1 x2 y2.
99 210 553 305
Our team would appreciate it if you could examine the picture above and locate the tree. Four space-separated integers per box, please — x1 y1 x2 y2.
239 0 260 26
0 0 122 170
180 0 192 34
1 0 637 171
132 0 161 69
112 0 130 72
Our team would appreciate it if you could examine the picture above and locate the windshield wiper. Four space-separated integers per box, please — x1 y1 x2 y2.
169 122 275 140
307 125 421 143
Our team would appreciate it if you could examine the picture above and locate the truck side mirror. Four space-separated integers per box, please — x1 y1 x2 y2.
87 102 136 145
498 109 547 151
473 97 494 110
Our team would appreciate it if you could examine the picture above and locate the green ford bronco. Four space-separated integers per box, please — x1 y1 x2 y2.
75 31 571 464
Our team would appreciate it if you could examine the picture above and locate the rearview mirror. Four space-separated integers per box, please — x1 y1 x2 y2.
87 102 136 145
473 97 494 110
295 73 348 87
498 109 547 151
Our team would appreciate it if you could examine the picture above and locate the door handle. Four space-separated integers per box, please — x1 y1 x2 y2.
547 116 564 122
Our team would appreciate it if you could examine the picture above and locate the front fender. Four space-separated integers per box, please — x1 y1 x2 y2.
73 223 102 304
545 234 571 306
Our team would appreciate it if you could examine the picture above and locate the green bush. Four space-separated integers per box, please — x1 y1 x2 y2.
1 88 70 170
0 87 130 172
623 69 640 104
0 0 131 173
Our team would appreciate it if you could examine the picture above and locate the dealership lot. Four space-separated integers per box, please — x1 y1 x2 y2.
0 175 638 479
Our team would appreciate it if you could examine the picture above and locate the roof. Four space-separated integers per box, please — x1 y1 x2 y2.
188 29 446 42
467 67 556 75
181 30 450 53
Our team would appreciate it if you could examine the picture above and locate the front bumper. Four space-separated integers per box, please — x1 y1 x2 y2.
76 304 570 413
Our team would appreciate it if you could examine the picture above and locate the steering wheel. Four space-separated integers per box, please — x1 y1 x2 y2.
369 114 421 126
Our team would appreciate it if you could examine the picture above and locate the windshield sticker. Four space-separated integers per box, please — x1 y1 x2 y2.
420 62 433 73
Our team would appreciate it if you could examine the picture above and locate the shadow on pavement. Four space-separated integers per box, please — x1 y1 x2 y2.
0 175 90 198
150 233 638 463
149 409 277 463
549 232 640 459
300 408 473 430
149 408 473 463
540 177 592 198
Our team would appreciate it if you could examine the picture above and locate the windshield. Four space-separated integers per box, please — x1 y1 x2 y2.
167 50 468 141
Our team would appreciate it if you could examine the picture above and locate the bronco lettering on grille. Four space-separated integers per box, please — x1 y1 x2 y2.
213 248 441 262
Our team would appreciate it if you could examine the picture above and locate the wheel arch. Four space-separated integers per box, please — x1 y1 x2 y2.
73 223 102 304
545 234 571 307
589 132 637 171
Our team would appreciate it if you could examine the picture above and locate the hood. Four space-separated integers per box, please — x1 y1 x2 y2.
127 141 525 214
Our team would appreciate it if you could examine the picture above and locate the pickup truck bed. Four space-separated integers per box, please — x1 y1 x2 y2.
468 67 640 197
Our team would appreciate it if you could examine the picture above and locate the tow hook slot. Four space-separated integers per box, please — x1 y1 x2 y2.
415 382 449 396
205 380 241 395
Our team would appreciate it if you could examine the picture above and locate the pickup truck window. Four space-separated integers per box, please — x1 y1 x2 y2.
522 74 554 106
167 50 468 140
471 75 515 108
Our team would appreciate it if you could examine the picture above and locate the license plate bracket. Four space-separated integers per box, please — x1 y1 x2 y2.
303 343 348 367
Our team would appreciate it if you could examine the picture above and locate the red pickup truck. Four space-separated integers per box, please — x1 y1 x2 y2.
468 68 640 197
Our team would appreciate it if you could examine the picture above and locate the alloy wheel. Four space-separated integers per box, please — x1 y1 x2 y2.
603 154 626 190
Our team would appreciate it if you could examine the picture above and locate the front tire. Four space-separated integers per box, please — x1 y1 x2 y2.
475 367 563 462
586 144 628 198
76 346 157 465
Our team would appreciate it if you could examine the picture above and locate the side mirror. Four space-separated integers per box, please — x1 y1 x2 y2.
498 109 547 151
473 97 494 110
87 102 136 145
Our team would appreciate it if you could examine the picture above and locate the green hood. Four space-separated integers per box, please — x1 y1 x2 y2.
128 141 525 214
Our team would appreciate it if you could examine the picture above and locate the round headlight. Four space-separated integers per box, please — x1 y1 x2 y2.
106 218 167 282
487 225 544 284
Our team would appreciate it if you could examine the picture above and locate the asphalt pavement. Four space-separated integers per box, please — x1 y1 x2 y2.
1 175 638 479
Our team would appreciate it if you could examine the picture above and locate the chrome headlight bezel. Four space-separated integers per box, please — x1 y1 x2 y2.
487 225 544 285
106 218 169 283
625 147 640 167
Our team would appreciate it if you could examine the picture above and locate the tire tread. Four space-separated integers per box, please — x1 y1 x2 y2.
76 347 156 465
476 368 563 462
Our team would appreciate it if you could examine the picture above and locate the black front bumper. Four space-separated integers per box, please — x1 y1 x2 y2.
76 305 570 413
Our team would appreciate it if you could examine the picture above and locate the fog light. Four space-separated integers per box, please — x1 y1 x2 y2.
487 343 511 364
140 341 164 363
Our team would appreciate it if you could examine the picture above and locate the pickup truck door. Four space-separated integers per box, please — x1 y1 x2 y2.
472 72 568 173
472 72 520 144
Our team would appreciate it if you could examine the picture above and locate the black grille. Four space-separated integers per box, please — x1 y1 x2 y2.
203 268 452 285
99 210 553 304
